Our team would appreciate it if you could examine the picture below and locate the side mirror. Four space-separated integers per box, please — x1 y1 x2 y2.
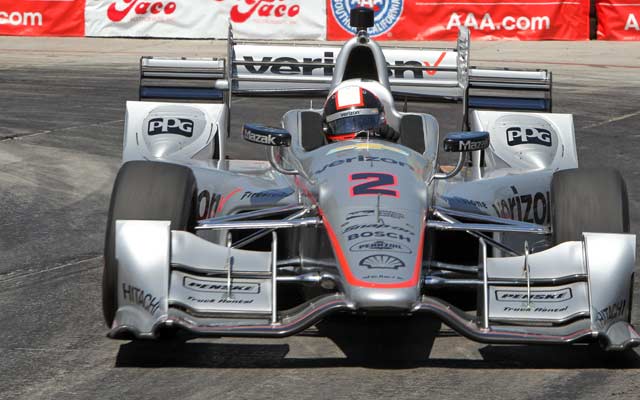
242 123 291 147
443 131 490 152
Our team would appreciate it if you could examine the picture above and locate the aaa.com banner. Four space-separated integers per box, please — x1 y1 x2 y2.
597 0 640 39
86 0 324 39
0 0 84 36
327 0 590 40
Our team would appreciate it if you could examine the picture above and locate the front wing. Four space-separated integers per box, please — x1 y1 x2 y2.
110 219 639 351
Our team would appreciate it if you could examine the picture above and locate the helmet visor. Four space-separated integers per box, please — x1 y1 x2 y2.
326 109 380 136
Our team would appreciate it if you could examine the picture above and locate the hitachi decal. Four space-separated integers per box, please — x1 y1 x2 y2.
122 283 160 315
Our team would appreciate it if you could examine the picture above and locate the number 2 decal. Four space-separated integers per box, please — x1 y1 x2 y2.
350 172 399 197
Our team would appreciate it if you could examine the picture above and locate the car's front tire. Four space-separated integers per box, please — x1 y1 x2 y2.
102 161 197 327
550 167 629 244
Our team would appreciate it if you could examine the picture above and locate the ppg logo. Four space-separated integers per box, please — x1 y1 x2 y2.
148 117 194 137
506 127 552 147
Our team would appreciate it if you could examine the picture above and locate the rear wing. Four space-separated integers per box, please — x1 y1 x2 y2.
139 27 552 117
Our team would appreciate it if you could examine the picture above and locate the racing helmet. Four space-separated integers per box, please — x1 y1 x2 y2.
323 83 393 142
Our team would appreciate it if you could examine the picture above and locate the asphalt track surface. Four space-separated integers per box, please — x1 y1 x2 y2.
1 38 640 399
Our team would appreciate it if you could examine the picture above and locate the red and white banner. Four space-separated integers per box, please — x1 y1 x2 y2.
0 0 84 36
597 0 640 39
85 0 324 39
327 0 590 40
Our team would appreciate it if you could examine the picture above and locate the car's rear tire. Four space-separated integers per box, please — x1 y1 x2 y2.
103 161 197 327
551 168 629 244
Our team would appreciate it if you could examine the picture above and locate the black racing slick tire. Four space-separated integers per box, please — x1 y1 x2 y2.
102 161 197 327
551 168 629 245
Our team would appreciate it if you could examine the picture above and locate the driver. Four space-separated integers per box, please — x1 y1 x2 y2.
323 80 399 142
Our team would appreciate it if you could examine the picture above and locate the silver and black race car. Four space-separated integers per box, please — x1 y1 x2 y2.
104 8 638 350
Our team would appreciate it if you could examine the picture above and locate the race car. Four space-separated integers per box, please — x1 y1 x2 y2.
104 7 638 351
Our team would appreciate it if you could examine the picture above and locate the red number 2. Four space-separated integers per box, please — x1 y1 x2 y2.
350 172 398 197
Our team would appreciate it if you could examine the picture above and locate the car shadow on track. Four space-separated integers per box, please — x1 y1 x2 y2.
113 315 640 369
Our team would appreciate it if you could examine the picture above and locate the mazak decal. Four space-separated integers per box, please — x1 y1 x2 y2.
331 0 403 37
506 126 552 147
147 117 194 137
350 239 411 253
314 155 414 175
122 283 160 315
492 186 550 225
596 299 627 323
183 277 261 294
359 254 405 270
496 288 572 302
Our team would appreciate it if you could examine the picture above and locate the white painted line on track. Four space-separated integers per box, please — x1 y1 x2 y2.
582 110 640 130
0 119 124 142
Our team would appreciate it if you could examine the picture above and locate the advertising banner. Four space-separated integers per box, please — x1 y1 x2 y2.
327 0 590 40
597 0 640 40
0 0 85 36
86 0 324 39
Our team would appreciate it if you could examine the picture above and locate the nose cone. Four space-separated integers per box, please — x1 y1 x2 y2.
310 142 430 309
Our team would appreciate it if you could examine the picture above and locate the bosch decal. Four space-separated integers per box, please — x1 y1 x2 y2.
122 283 160 315
148 117 194 137
506 127 552 147
331 0 403 37
347 231 411 243
350 239 412 253
359 254 405 270
492 186 550 225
